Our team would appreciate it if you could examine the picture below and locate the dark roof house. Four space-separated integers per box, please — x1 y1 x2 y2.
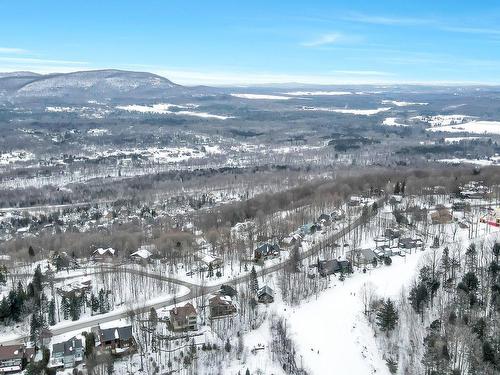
257 286 274 303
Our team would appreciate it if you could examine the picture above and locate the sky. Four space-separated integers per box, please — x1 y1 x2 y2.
1 1 500 86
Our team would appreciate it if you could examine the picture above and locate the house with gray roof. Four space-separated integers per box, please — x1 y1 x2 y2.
51 337 83 369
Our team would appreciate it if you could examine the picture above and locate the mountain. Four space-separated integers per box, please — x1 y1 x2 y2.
0 69 193 103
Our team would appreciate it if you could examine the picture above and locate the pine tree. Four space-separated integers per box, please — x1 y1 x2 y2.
90 293 99 314
149 307 158 329
48 299 56 326
32 265 43 295
376 298 398 333
245 369 251 375
225 338 232 352
61 296 70 320
250 266 259 295
0 297 9 324
28 245 35 258
29 313 41 345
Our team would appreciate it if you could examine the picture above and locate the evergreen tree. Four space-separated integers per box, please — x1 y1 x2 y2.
0 297 10 324
250 266 259 295
149 307 158 329
29 313 42 345
90 293 99 314
28 245 35 258
32 265 43 295
225 338 232 352
61 296 70 320
48 299 56 326
245 369 251 375
376 298 398 333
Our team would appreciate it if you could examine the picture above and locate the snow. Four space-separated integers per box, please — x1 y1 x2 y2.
116 103 233 120
382 117 408 127
284 249 427 374
0 150 34 165
130 249 152 259
437 157 500 166
443 136 483 143
301 106 392 115
230 93 291 100
381 100 427 107
284 91 352 96
411 114 473 127
427 120 500 135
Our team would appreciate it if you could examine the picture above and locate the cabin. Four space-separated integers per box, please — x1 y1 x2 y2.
0 344 32 373
209 295 237 318
51 337 83 369
130 247 153 262
257 286 274 303
318 259 352 276
348 196 362 206
254 243 280 261
93 325 136 355
169 303 198 331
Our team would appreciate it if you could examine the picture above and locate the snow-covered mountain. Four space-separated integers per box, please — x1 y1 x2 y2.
0 69 193 102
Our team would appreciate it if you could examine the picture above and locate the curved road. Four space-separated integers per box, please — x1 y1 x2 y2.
0 199 384 345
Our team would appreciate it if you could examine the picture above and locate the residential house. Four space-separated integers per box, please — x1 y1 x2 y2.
330 209 345 221
209 295 237 318
50 337 83 369
318 259 352 277
56 278 91 298
384 227 401 239
300 223 320 236
317 214 331 225
348 196 362 206
431 208 453 225
93 325 136 355
0 344 32 373
169 303 198 331
347 248 378 267
130 246 153 262
282 233 302 248
92 247 117 262
257 286 274 304
254 243 280 261
398 237 423 250
195 252 223 269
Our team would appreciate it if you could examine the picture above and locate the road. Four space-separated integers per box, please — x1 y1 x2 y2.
0 199 384 345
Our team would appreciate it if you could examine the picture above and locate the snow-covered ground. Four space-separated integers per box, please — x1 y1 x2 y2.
230 93 291 100
381 100 427 107
284 91 352 96
411 114 473 127
285 252 427 375
382 117 408 127
301 106 392 115
116 103 233 120
427 120 500 135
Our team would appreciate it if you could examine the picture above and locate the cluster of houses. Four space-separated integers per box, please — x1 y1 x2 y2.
458 181 490 199
48 324 136 369
0 324 136 373
91 244 157 263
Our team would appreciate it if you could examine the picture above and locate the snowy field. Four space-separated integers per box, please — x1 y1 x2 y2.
427 120 500 135
301 106 392 115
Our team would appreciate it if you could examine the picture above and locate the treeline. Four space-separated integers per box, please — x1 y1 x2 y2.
369 239 500 375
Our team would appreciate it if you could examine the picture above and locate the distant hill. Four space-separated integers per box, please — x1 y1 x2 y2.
0 69 198 103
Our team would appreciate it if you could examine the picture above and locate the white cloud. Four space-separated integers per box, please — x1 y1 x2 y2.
0 57 87 65
342 13 431 26
0 47 28 54
331 70 392 76
301 33 342 47
441 26 500 35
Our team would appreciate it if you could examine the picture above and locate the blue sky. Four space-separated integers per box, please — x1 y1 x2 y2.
1 1 500 85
